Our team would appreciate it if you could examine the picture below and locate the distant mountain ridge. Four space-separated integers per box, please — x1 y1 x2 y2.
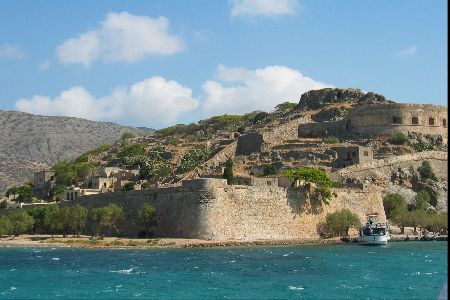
0 110 152 194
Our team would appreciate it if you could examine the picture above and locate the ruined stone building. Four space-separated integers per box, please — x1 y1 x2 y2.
33 170 56 199
333 145 373 168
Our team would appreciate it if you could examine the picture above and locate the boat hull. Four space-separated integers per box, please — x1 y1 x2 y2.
357 235 390 245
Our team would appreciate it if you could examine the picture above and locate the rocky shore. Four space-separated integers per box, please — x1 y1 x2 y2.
1 232 446 249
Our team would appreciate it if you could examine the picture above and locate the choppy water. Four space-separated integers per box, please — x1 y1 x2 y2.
0 241 447 299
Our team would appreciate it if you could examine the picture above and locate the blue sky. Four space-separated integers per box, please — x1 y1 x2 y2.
0 0 447 128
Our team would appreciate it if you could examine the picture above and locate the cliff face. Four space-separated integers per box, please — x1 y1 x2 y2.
0 110 152 194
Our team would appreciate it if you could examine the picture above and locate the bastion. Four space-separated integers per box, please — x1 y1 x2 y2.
68 178 385 240
299 103 447 138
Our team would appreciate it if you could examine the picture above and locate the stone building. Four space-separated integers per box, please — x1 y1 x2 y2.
333 145 373 168
347 103 447 137
298 103 447 138
64 187 100 201
33 170 56 199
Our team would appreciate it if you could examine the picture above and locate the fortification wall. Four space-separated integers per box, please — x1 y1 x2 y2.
348 103 447 137
68 178 385 240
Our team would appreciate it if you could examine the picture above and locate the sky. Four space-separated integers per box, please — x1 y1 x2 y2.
0 0 447 129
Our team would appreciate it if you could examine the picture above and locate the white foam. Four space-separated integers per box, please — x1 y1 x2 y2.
289 286 304 291
111 268 134 274
52 257 60 261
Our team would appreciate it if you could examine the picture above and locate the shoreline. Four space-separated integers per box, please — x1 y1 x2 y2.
0 233 446 249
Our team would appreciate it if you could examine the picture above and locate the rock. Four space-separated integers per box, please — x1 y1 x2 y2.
294 88 392 111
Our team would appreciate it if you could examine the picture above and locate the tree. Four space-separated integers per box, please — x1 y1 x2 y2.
139 203 157 237
323 209 361 237
6 183 35 203
390 209 410 234
0 200 7 209
223 158 234 184
117 144 146 159
42 205 62 236
7 210 34 237
383 193 407 219
419 161 437 181
0 216 12 236
275 102 296 112
68 205 88 236
92 203 124 236
410 190 430 211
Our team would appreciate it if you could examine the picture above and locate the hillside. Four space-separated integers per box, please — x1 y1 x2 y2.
0 110 152 194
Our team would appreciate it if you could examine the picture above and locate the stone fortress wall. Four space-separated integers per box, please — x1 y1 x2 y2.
69 178 385 240
299 103 448 138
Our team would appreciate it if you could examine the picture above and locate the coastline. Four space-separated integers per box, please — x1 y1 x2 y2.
1 232 446 249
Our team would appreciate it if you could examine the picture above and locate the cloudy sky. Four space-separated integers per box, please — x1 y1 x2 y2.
0 0 447 128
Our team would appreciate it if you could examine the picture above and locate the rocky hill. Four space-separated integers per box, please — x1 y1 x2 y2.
0 110 152 194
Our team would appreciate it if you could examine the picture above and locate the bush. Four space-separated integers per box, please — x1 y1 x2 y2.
122 182 135 191
383 193 407 219
322 209 361 237
180 146 211 173
412 142 434 152
92 203 124 236
263 164 278 176
6 210 34 236
121 132 135 140
390 132 408 145
166 136 181 145
275 102 296 112
117 144 146 159
419 161 437 181
322 136 340 144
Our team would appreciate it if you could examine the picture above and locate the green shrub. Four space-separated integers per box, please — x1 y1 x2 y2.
275 102 296 112
419 161 437 181
283 168 332 189
323 136 340 144
390 132 408 145
117 144 146 159
410 190 430 211
180 146 211 173
263 164 278 176
121 132 135 140
412 142 434 152
166 136 181 145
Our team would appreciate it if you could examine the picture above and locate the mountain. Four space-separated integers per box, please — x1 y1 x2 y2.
0 110 152 194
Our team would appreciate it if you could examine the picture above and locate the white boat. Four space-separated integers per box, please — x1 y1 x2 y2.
357 213 390 245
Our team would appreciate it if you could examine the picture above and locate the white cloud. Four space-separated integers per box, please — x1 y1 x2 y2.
229 0 299 18
0 43 25 59
397 46 417 58
38 60 51 70
15 77 199 127
201 65 333 116
56 12 184 67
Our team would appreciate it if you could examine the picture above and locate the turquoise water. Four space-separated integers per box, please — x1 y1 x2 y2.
0 241 447 299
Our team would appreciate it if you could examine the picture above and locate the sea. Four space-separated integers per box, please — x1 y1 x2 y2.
0 241 447 299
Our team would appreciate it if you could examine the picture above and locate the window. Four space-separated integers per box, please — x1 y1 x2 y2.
352 151 357 158
442 119 447 127
364 151 369 157
429 118 435 125
392 116 403 124
411 117 419 125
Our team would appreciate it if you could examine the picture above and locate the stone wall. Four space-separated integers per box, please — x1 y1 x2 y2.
68 178 385 240
348 103 448 137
